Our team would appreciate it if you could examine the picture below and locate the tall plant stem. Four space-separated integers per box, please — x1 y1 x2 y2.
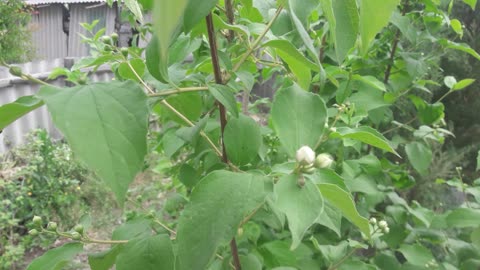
225 0 235 42
148 86 208 97
206 12 242 270
384 0 409 84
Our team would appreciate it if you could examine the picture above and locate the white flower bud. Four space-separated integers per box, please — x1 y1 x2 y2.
369 217 377 225
378 220 388 229
383 227 390 234
296 146 315 166
314 153 334 168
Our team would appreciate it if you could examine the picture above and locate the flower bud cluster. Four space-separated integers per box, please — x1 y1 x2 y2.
29 216 86 242
369 217 390 234
295 146 334 175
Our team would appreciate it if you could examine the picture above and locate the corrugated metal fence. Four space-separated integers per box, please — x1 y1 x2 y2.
0 59 113 153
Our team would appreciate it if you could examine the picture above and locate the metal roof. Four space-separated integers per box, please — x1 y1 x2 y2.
24 0 108 5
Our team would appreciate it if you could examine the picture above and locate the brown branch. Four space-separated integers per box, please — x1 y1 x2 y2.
384 0 409 84
206 12 241 270
225 0 235 42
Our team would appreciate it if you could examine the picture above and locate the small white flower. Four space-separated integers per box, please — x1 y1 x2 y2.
315 153 334 168
369 217 377 225
383 227 390 234
378 220 388 229
296 146 315 166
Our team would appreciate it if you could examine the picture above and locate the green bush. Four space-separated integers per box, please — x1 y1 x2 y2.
0 0 34 64
0 130 96 269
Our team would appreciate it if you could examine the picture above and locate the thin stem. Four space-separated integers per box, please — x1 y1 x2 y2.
148 87 209 97
84 238 128 244
21 74 53 87
436 90 452 103
232 5 284 73
384 0 409 84
382 117 417 135
126 61 154 94
161 99 223 157
124 57 223 158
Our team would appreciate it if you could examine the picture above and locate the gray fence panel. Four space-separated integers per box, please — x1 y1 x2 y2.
0 59 114 153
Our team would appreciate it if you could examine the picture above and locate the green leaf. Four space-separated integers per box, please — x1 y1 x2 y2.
275 174 324 249
38 81 148 203
271 83 327 156
318 183 370 237
332 0 359 63
208 84 239 117
88 246 122 270
352 75 386 92
152 0 188 82
409 96 445 125
262 39 317 89
359 0 400 55
165 92 203 124
453 79 475 91
176 171 268 270
405 142 432 176
238 254 262 270
463 0 477 10
224 114 262 166
26 242 83 270
330 127 398 156
145 36 164 82
0 95 43 130
112 218 152 240
116 235 174 270
183 0 218 33
315 201 342 236
124 0 144 23
176 116 208 143
287 0 325 85
440 39 480 61
450 19 463 38
118 58 146 82
446 208 480 228
398 244 434 266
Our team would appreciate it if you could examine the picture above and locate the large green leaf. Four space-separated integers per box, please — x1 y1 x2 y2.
26 243 83 270
463 0 478 10
0 95 43 130
398 244 434 266
275 174 324 249
287 0 325 85
116 235 174 270
409 96 444 125
176 170 268 270
118 58 145 82
152 0 188 82
124 0 144 23
165 92 203 124
440 39 480 61
318 183 370 237
359 0 400 55
330 127 398 156
38 81 148 203
183 0 218 33
224 114 262 166
405 142 432 176
446 208 480 228
315 201 342 236
88 246 122 270
271 83 327 156
332 0 359 63
262 39 317 89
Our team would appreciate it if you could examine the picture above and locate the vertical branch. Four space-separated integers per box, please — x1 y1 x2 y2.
383 0 409 84
225 0 235 42
206 13 229 163
206 12 242 270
